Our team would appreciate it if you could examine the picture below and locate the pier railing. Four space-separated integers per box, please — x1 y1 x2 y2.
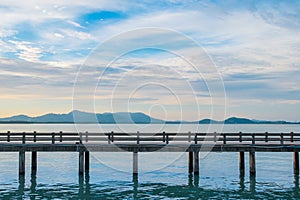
0 131 299 145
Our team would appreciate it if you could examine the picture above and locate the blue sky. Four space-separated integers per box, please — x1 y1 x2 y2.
0 0 300 121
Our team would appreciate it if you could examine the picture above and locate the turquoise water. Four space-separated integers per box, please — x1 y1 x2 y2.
0 124 300 199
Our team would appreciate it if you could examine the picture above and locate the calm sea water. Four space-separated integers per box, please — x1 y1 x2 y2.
0 124 300 199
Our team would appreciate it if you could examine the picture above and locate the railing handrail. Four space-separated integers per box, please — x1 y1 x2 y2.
0 131 299 145
1 132 299 136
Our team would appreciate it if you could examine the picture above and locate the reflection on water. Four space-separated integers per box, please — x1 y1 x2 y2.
249 176 256 193
132 174 138 199
0 173 298 199
18 175 25 197
30 174 37 198
1 152 300 199
187 174 199 187
239 175 245 192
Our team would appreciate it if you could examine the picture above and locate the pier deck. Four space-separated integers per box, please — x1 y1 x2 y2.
0 131 300 176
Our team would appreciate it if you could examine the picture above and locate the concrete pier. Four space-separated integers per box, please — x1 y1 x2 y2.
239 152 245 176
19 151 25 175
31 151 37 174
133 151 138 175
79 151 84 174
193 151 199 175
85 151 90 172
188 152 193 174
249 151 256 175
294 152 299 175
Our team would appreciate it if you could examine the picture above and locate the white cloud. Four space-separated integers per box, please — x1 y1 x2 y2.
8 40 43 62
66 20 85 29
61 29 95 40
54 33 64 38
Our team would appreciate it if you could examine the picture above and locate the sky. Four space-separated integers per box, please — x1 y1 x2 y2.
0 0 300 121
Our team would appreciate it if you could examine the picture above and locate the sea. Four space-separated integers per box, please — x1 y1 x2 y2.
0 124 300 199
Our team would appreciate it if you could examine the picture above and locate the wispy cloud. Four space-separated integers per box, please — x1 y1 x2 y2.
8 40 43 62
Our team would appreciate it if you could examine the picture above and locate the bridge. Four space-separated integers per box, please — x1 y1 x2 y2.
0 131 300 177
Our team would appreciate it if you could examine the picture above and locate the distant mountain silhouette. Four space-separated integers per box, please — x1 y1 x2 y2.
198 119 220 124
0 111 298 124
224 117 254 124
1 114 33 122
222 117 298 124
0 110 163 124
96 112 163 123
0 112 74 123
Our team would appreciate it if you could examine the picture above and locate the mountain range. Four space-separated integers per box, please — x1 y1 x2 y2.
0 110 299 124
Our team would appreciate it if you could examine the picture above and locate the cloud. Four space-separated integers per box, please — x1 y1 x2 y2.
0 58 78 100
54 33 64 38
8 40 43 62
60 29 95 40
66 20 85 29
0 29 17 37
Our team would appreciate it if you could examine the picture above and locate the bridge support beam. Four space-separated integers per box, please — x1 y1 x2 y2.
31 151 37 174
249 151 256 176
79 151 84 174
194 151 199 175
85 151 90 172
294 152 299 175
133 151 138 175
239 152 245 176
19 151 25 175
188 152 193 174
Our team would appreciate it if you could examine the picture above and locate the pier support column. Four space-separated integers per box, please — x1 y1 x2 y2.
79 151 84 174
19 151 25 175
249 151 256 176
85 151 90 172
31 151 37 174
194 151 199 175
188 152 193 174
294 152 299 175
239 152 245 176
133 151 138 175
